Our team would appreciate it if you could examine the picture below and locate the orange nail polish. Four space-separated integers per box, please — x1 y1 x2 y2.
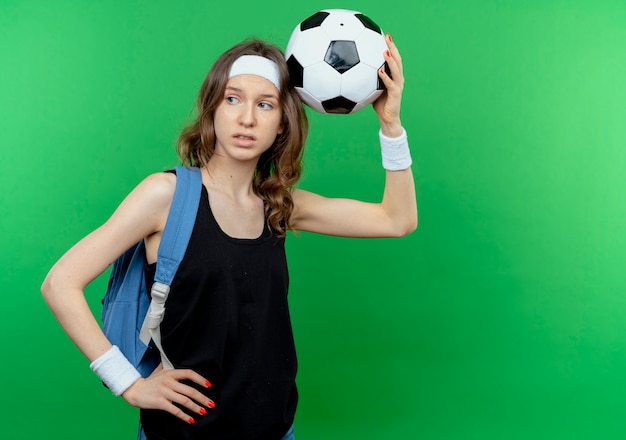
385 50 391 57
387 33 392 42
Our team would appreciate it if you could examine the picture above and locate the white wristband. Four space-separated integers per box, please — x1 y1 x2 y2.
90 346 141 396
380 128 412 171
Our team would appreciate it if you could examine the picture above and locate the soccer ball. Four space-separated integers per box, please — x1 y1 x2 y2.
285 9 389 115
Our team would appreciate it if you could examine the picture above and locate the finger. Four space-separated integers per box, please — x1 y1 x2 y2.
166 386 214 418
135 368 217 420
170 380 217 411
385 34 403 70
170 368 213 389
162 399 199 425
384 40 403 86
383 48 404 86
378 66 394 89
380 52 404 93
139 380 201 424
146 369 215 415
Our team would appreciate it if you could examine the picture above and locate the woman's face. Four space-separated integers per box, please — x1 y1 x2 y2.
213 74 283 164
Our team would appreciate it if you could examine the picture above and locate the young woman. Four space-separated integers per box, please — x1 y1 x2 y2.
41 37 416 440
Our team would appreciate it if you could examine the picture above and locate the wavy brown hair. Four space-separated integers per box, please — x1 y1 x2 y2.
177 39 309 236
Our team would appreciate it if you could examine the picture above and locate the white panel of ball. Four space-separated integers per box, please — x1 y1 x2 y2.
318 9 367 40
341 64 381 103
355 29 388 69
285 27 329 68
295 88 326 114
303 62 342 101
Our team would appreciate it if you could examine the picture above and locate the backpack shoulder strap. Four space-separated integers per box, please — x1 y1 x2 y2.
155 166 203 285
139 166 202 368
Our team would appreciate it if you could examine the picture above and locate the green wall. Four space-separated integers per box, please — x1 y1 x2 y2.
2 0 626 438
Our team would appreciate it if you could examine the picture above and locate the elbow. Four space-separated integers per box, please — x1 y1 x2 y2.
401 218 418 237
41 267 63 306
41 268 72 317
407 215 418 235
41 271 55 303
392 212 418 238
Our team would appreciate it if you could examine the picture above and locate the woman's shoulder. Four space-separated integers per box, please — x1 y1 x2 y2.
134 171 177 204
116 171 178 226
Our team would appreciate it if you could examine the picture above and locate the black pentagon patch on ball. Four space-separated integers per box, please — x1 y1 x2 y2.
286 55 304 88
377 62 392 90
355 13 382 34
301 11 330 30
324 40 360 74
322 96 357 114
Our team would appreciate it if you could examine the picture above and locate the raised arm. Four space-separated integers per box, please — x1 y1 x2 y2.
291 34 417 238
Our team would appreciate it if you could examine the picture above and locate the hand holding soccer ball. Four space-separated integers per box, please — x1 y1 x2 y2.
373 33 404 135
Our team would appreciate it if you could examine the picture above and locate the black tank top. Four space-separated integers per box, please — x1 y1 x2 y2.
140 183 297 440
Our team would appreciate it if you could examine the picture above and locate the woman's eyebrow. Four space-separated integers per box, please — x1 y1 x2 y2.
225 86 279 100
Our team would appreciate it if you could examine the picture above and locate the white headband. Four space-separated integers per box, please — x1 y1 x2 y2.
228 55 281 90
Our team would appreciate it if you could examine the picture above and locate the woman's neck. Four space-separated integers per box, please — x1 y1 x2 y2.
203 154 258 200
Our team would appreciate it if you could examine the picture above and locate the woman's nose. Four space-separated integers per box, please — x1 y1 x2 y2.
239 104 256 127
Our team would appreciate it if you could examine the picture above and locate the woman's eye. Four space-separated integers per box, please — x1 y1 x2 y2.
259 102 273 110
226 96 239 104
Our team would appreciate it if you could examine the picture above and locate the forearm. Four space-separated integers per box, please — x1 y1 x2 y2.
42 279 144 396
381 166 418 236
42 273 112 362
378 123 418 235
379 117 403 138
